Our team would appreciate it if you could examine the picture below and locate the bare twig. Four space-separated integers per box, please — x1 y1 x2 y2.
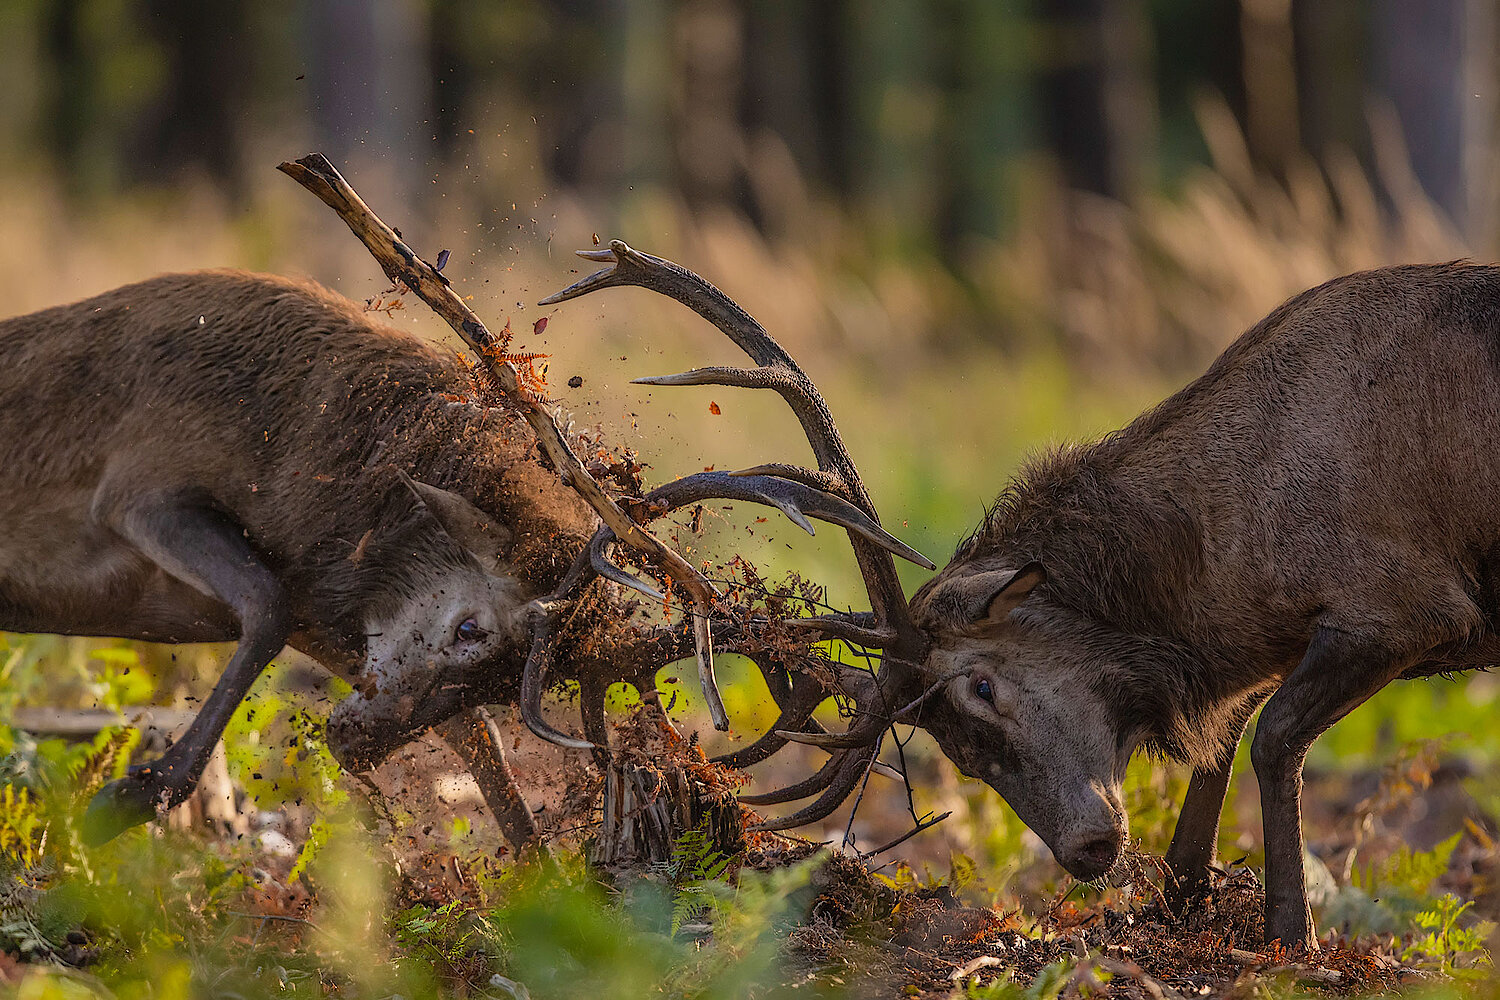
228 910 323 933
864 811 952 857
1227 949 1343 986
1092 956 1184 1000
948 955 1004 982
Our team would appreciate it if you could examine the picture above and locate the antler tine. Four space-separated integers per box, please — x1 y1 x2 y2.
579 672 610 750
739 751 848 805
773 666 969 752
715 717 826 771
712 657 832 769
747 740 884 832
783 614 896 648
586 471 932 593
543 242 860 494
279 157 732 733
519 603 594 751
540 240 928 628
730 463 845 493
589 533 665 602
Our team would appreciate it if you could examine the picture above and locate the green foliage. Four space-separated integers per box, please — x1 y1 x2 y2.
1354 832 1463 900
962 959 1074 1000
949 852 979 894
479 849 821 1000
221 664 351 883
1402 894 1493 978
0 724 137 873
0 867 57 960
662 826 733 936
1322 832 1466 939
0 785 41 868
1120 755 1190 857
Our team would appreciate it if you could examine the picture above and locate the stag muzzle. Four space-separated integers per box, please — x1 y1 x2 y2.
324 708 404 772
324 681 472 772
999 776 1127 882
1054 823 1125 881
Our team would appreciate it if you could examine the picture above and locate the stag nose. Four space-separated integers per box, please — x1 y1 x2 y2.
1057 827 1123 881
324 714 377 772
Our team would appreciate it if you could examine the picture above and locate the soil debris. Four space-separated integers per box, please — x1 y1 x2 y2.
770 848 1413 998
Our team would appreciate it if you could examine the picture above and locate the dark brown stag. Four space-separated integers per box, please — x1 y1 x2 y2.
538 259 1500 950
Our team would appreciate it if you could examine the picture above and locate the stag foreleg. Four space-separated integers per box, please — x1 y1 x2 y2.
1164 694 1265 907
1250 628 1402 948
83 499 291 844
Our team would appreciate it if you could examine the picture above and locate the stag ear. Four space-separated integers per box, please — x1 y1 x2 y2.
979 562 1045 624
399 473 512 574
921 562 1046 629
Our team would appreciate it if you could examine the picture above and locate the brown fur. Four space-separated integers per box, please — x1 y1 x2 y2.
0 270 595 641
0 268 611 790
922 262 1500 761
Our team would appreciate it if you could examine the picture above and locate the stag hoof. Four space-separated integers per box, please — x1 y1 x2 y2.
1161 867 1212 915
1262 914 1317 952
82 767 168 845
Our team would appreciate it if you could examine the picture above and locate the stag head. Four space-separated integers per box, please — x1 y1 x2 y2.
907 560 1130 879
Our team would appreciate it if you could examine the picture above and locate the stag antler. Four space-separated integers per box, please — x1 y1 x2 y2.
539 241 936 830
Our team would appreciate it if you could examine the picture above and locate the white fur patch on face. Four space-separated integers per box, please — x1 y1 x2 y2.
360 569 527 706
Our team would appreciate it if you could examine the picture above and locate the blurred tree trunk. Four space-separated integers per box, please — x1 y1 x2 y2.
932 0 1032 246
620 0 672 197
1291 0 1367 164
305 0 430 208
671 0 747 212
1037 0 1155 202
844 0 946 255
1239 0 1299 176
1371 0 1497 243
740 0 852 237
135 0 251 198
743 0 850 195
540 0 628 194
41 0 163 196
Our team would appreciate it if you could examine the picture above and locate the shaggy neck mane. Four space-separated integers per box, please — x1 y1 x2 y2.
960 443 1248 765
278 358 595 635
967 443 1203 631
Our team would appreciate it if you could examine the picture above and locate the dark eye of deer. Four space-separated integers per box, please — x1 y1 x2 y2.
455 618 482 643
975 678 994 703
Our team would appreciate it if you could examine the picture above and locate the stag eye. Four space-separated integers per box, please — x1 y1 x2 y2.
975 678 995 703
455 618 483 643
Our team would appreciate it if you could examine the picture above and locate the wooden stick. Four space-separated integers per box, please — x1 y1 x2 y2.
277 153 729 731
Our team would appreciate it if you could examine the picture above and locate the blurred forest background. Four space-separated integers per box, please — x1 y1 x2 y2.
3 0 1500 981
4 0 1496 247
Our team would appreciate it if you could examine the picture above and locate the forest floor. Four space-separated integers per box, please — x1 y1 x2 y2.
0 696 1492 1000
